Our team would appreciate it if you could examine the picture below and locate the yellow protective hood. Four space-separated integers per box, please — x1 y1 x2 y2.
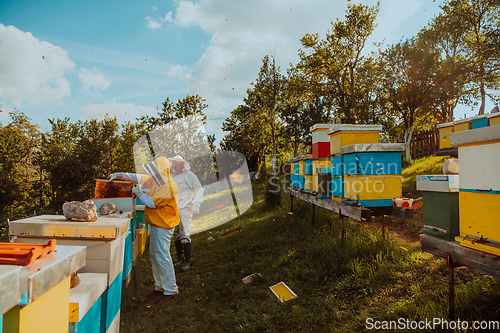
153 156 171 182
141 156 180 229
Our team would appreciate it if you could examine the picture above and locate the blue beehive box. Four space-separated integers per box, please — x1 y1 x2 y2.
331 156 343 176
122 229 133 285
343 151 402 175
305 159 313 175
298 175 305 189
470 116 489 129
331 176 343 198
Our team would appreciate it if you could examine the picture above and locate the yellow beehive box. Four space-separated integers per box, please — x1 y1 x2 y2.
304 175 313 191
136 226 147 262
312 158 331 175
298 160 305 176
454 120 471 132
437 122 454 149
489 113 500 126
327 125 382 156
438 124 454 137
343 175 402 201
459 191 500 243
439 137 452 149
4 277 71 333
312 175 320 193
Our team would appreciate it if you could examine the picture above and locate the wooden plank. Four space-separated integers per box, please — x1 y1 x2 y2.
436 148 458 157
371 206 414 219
286 188 371 221
420 234 500 279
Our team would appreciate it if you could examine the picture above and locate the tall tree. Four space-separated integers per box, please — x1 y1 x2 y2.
379 37 440 162
420 12 471 122
0 111 40 214
440 0 500 114
222 55 286 175
38 117 80 206
294 3 380 120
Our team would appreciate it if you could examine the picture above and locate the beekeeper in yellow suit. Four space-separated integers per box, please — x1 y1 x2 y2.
109 156 179 304
169 155 204 271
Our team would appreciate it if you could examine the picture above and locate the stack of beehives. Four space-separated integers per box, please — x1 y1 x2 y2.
437 113 499 152
327 124 405 207
289 124 406 207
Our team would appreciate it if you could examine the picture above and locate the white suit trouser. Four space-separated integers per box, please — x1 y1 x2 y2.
149 226 179 295
173 206 193 243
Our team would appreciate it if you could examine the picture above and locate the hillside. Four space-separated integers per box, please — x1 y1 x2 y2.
120 156 500 332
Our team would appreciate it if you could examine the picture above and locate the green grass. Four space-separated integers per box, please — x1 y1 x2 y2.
121 169 500 332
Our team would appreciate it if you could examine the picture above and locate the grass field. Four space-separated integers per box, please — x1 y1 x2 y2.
121 156 500 332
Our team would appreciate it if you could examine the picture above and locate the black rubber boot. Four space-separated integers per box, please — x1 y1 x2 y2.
174 240 184 267
180 242 193 271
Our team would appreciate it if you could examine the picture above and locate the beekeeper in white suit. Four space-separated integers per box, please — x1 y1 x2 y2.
169 155 204 271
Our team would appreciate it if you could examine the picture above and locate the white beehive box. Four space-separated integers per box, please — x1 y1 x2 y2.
416 175 460 192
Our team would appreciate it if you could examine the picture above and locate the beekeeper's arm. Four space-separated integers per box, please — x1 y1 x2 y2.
108 172 142 184
131 179 177 209
131 186 155 209
188 173 204 214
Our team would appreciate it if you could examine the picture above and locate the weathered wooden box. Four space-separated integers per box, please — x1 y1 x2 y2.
327 124 382 156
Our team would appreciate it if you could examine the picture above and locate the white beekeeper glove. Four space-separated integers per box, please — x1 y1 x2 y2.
192 202 201 215
108 172 125 181
132 186 143 198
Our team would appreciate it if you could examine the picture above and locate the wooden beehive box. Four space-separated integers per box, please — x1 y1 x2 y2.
94 179 133 199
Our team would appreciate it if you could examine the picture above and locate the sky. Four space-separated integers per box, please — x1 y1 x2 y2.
0 0 492 145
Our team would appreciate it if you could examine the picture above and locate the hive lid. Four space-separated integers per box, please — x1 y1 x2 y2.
17 245 86 305
436 121 454 129
310 123 336 132
10 214 131 240
340 143 405 154
416 175 459 192
326 124 382 135
449 124 500 146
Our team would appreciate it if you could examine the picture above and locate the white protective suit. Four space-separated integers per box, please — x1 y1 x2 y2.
172 159 204 243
